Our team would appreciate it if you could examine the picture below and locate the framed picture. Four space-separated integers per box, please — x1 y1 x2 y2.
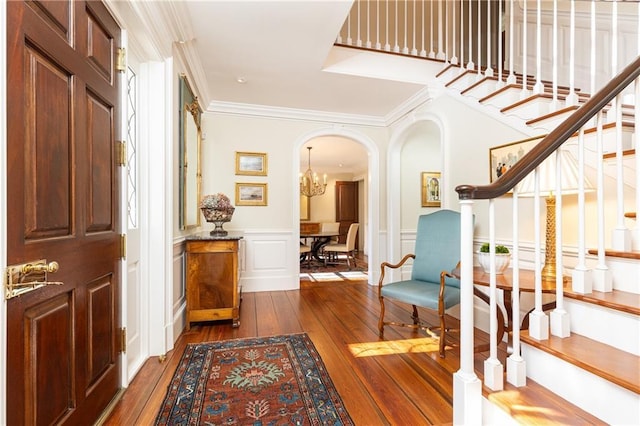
421 172 441 207
300 195 310 220
235 182 268 206
235 151 267 176
489 135 544 183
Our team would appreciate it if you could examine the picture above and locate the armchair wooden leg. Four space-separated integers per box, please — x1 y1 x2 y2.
411 305 420 325
438 312 446 358
378 297 386 337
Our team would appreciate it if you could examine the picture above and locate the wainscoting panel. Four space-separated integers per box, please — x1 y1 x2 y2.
172 240 187 339
238 230 300 293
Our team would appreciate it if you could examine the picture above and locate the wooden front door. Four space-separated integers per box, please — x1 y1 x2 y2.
6 1 122 424
335 181 358 246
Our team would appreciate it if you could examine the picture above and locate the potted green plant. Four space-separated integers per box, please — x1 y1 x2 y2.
477 243 511 274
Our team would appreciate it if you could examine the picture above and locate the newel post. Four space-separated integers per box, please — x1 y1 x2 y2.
453 199 482 424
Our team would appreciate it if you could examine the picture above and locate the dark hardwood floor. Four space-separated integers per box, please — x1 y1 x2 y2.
101 261 605 425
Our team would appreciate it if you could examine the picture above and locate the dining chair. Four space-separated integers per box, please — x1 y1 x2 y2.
320 222 340 242
299 243 311 267
323 223 359 268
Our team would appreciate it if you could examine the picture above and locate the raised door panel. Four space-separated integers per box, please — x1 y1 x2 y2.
24 46 73 240
24 293 74 425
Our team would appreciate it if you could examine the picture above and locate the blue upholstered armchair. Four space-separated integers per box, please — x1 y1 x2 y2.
377 210 463 358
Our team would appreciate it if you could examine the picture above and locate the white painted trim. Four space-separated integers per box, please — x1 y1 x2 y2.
0 0 7 422
292 126 380 286
210 100 386 127
163 58 175 352
386 110 445 284
144 59 172 356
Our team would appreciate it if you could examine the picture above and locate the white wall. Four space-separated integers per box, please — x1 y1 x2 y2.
200 111 387 291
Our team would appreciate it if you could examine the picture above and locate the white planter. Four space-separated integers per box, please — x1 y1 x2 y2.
477 252 511 274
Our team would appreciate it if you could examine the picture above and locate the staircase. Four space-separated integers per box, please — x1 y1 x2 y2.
439 65 640 425
338 1 639 423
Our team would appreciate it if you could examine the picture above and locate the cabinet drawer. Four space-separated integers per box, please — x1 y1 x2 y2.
186 240 238 253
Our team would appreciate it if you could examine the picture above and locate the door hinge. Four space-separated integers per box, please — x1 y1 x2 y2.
118 327 127 353
115 140 126 167
116 48 126 73
120 234 126 260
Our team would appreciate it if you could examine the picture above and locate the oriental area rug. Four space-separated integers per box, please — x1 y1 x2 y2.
155 333 354 425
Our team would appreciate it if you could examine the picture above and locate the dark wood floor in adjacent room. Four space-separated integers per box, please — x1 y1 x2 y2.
101 272 604 425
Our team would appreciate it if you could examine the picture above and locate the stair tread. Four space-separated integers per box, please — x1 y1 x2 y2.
474 347 606 424
564 287 640 316
587 248 640 262
483 376 607 425
521 331 640 394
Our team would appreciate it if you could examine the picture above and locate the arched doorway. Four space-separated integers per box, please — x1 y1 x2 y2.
293 128 380 285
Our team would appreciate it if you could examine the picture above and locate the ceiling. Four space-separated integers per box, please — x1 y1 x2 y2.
109 0 440 174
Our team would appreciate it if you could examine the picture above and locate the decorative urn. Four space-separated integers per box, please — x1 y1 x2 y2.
200 193 235 235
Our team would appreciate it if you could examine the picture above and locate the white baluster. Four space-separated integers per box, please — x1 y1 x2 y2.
420 0 426 57
550 0 559 110
356 0 362 47
507 189 526 387
533 0 544 94
402 0 409 54
550 150 570 338
612 93 632 251
459 0 465 69
411 0 417 56
565 0 578 106
593 111 613 292
384 0 390 51
375 0 381 50
572 129 593 294
346 8 352 45
521 0 529 98
467 0 474 69
529 167 550 340
635 76 640 250
365 0 371 48
450 0 457 64
436 1 446 60
476 0 481 77
440 0 447 61
635 5 640 251
485 0 493 77
507 0 516 84
429 0 435 58
496 0 503 85
393 0 400 52
484 200 504 391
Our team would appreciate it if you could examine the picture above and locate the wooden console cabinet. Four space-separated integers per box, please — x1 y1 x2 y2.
185 232 243 330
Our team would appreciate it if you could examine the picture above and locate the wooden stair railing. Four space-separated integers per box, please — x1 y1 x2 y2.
455 54 640 201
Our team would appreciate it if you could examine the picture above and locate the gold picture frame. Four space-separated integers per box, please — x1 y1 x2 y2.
235 183 268 206
489 135 545 183
300 195 310 220
421 172 441 207
235 151 268 176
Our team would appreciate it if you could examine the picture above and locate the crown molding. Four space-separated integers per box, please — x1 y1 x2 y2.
207 101 387 127
208 84 435 128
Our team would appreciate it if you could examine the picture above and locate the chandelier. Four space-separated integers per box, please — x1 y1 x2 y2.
299 147 327 197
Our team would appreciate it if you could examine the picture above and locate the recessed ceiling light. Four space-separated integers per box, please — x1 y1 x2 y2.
236 77 247 84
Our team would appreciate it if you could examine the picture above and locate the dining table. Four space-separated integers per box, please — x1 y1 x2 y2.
300 231 343 261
